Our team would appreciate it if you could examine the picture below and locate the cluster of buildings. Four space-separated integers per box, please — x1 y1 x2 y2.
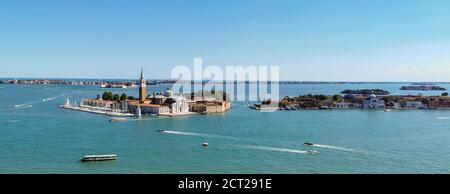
0 79 132 85
255 92 450 110
79 68 231 117
0 78 177 86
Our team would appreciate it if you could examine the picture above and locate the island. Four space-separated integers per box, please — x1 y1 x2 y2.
400 85 446 91
340 89 390 95
60 68 231 117
251 91 450 110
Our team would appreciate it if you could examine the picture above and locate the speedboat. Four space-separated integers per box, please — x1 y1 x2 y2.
157 129 165 132
202 142 209 147
306 150 319 155
304 142 314 146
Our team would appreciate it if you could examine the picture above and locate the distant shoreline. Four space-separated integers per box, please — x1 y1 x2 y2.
1 78 450 85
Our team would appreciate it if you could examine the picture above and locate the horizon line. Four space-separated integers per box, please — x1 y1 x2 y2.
1 77 450 83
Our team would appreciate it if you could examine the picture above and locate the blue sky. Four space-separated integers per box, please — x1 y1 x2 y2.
1 0 450 81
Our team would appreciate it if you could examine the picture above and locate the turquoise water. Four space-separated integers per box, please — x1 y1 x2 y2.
1 83 450 173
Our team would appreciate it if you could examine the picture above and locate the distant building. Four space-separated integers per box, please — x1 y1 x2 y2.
405 101 426 109
189 100 231 113
128 101 170 115
391 102 401 109
334 102 351 108
429 98 450 109
362 94 386 109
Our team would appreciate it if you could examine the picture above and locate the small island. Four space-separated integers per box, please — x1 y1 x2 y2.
340 89 390 95
400 85 446 91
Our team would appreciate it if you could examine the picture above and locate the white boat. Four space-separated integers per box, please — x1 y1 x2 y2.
81 154 117 162
202 142 209 147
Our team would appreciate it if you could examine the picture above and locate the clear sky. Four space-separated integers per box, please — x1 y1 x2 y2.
1 0 450 81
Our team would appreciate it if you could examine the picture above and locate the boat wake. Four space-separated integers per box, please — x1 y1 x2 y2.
0 120 20 123
161 130 214 137
13 105 33 109
244 145 316 155
308 144 354 151
159 130 242 140
14 103 32 108
42 97 57 102
437 117 450 120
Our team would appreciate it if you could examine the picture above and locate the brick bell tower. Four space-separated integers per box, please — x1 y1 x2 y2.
139 67 147 103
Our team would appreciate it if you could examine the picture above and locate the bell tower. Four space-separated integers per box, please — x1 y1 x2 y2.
139 67 147 102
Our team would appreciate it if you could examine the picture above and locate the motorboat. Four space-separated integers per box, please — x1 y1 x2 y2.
303 142 314 146
81 154 117 162
157 129 165 132
202 142 209 147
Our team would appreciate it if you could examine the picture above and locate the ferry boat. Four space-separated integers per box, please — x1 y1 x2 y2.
81 154 117 162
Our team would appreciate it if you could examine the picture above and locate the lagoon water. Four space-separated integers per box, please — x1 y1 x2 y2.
1 83 450 173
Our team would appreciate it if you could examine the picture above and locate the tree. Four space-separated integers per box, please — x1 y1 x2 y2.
127 96 136 100
102 92 113 101
314 94 328 101
332 94 343 102
442 92 449 97
112 94 120 101
120 93 127 101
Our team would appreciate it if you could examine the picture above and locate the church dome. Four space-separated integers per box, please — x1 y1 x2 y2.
164 88 173 97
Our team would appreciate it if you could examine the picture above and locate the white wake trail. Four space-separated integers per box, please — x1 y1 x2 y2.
160 130 241 140
0 120 20 123
161 130 214 138
244 145 311 154
42 97 57 102
309 144 354 151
